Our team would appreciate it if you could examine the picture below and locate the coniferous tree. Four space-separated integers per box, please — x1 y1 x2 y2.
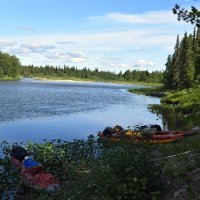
173 4 200 27
192 27 196 52
179 33 194 88
123 70 132 81
171 35 180 88
193 27 200 80
164 55 173 88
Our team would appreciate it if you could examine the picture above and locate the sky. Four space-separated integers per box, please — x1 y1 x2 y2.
0 0 200 72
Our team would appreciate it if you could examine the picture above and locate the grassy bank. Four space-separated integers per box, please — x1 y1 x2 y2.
129 86 200 115
128 86 166 97
1 133 200 199
0 76 21 81
129 86 200 132
0 137 163 200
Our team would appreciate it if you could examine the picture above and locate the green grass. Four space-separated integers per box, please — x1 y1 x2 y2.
129 86 200 115
128 86 166 97
0 76 21 81
1 133 200 199
161 88 200 114
0 138 163 200
129 86 200 132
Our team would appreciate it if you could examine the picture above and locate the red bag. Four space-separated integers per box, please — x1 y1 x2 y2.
31 173 59 191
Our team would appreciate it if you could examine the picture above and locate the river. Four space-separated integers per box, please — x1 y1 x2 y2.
0 79 161 143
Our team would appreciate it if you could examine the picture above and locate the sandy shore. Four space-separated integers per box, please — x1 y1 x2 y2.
33 77 158 86
34 77 94 83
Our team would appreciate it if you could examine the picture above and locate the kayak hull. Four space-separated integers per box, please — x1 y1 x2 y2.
98 132 183 144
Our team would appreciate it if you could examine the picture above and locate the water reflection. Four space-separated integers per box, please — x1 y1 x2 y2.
149 105 200 131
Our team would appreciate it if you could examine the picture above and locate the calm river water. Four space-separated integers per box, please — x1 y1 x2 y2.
0 79 161 143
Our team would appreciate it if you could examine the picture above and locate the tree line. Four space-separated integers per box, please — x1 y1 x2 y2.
21 65 163 83
0 51 163 83
164 28 200 89
0 51 21 78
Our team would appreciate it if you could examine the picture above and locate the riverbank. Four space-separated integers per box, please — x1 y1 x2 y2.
1 128 200 199
32 76 162 86
0 76 20 81
128 86 167 97
129 86 200 114
129 86 200 131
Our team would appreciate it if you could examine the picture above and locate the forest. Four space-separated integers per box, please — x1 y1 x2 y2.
0 51 21 79
164 28 200 89
0 51 163 83
22 65 163 83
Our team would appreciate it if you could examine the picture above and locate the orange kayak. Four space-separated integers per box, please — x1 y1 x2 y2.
98 132 183 144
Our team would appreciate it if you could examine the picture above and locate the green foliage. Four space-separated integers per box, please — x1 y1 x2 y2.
0 50 163 84
128 86 167 97
2 135 200 199
171 4 200 90
161 88 200 111
179 33 195 88
0 51 21 79
22 65 163 84
129 85 200 131
146 86 200 131
164 31 196 89
0 137 163 199
173 4 200 27
164 55 173 88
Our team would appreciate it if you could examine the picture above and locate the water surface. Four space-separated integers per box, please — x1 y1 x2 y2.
0 79 161 143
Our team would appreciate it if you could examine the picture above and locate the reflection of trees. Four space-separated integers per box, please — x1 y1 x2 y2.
148 104 199 131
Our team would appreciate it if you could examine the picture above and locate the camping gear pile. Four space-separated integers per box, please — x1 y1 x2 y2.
98 125 190 144
10 146 59 192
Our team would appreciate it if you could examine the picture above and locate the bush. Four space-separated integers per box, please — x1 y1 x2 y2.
0 136 163 199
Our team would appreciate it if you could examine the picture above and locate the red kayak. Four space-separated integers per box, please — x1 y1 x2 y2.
98 132 183 144
155 130 187 136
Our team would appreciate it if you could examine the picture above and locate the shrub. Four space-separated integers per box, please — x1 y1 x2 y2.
0 137 163 199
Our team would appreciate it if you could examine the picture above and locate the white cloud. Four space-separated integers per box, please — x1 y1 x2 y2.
21 29 175 50
110 63 132 68
45 51 87 63
68 51 87 63
134 59 156 68
20 42 56 53
88 11 178 24
1 27 185 71
0 9 194 71
0 39 15 47
8 47 30 55
57 41 76 45
98 58 157 72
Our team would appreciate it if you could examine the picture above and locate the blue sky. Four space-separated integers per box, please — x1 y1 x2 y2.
0 0 199 72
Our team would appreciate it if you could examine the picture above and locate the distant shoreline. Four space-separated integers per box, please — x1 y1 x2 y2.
0 76 161 86
34 77 93 83
33 77 161 86
0 77 20 81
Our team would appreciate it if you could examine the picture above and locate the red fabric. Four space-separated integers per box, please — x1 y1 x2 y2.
21 165 44 175
11 157 59 191
31 173 59 189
